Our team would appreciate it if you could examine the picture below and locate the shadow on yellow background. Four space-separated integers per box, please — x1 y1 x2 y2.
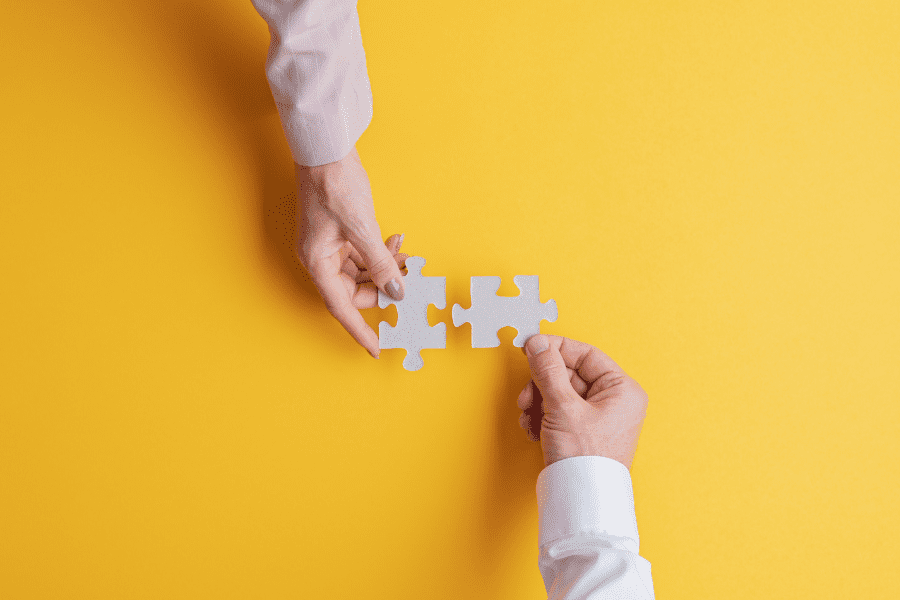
2 0 899 598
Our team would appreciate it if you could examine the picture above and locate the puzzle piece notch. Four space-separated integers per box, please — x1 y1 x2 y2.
452 275 558 348
378 256 446 371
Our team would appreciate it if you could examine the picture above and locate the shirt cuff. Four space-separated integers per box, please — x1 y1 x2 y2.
266 5 374 167
536 456 640 553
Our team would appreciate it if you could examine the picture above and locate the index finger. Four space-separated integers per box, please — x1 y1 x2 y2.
535 335 624 385
312 268 380 358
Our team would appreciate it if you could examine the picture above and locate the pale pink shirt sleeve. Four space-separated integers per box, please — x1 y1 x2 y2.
537 456 656 599
250 0 373 166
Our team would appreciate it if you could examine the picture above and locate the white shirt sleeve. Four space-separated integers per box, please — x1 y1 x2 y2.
250 0 374 166
537 456 656 599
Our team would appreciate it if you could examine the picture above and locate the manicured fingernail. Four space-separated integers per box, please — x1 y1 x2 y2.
385 277 404 301
398 233 405 248
526 335 548 358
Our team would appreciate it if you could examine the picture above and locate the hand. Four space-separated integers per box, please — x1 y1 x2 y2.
295 146 408 358
517 335 649 470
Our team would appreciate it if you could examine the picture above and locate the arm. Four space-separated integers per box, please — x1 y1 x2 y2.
250 1 408 358
519 335 656 599
250 0 373 167
537 457 655 599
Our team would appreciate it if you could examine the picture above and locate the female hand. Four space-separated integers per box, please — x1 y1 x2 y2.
295 146 408 358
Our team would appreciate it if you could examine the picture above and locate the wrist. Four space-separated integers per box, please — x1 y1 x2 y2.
294 146 356 172
543 436 630 470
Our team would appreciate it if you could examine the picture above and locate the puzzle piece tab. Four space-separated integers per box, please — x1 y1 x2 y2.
452 276 557 348
378 256 446 371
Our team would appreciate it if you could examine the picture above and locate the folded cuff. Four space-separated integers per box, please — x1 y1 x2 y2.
536 456 640 551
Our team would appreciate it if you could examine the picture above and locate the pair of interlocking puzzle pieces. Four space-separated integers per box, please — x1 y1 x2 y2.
377 256 558 370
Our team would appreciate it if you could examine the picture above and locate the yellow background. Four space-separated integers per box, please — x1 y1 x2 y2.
2 0 898 598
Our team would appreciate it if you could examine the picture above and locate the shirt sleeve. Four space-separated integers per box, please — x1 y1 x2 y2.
250 0 374 167
536 456 656 599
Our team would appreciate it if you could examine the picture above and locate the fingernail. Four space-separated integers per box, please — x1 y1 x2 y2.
525 335 548 358
398 233 405 248
385 277 404 301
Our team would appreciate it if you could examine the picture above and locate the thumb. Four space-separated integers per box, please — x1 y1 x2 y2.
345 219 405 301
525 335 575 406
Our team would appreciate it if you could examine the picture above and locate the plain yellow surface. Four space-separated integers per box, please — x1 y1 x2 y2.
2 0 899 598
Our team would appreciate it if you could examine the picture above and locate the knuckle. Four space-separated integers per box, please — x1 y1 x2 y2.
342 215 379 248
585 347 605 369
366 254 395 278
533 359 565 384
597 370 627 389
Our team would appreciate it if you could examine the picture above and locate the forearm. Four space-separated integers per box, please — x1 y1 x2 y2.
537 457 655 599
250 0 374 166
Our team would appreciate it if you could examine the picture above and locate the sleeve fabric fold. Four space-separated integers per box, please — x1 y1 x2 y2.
537 456 656 599
250 0 373 166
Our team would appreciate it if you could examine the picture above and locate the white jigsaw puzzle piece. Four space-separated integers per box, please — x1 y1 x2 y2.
451 275 558 348
378 256 446 371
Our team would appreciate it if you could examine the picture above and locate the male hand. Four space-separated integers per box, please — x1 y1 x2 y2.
295 146 408 358
517 335 649 470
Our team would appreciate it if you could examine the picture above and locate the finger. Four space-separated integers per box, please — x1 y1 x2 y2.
342 256 360 280
385 233 405 254
519 411 540 440
347 243 366 270
350 282 378 309
337 241 353 264
531 335 624 386
343 218 406 302
519 373 584 406
524 335 576 407
312 268 380 358
517 381 534 411
568 368 589 397
354 252 408 284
